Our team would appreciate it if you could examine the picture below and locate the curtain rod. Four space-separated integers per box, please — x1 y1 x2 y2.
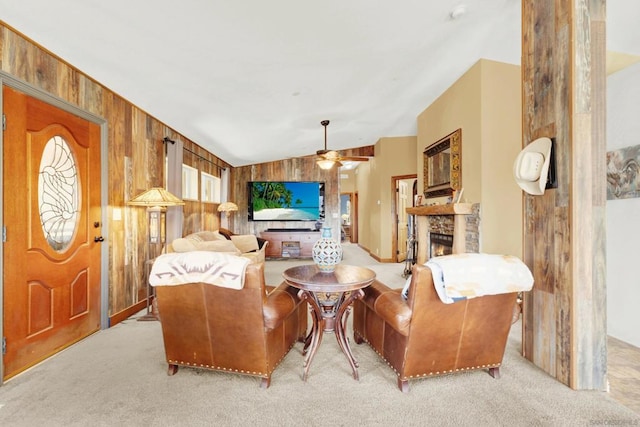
163 137 226 171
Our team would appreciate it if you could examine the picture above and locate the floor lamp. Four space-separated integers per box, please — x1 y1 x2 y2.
127 187 184 321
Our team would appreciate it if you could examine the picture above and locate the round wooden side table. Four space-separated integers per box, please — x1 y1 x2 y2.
283 264 376 381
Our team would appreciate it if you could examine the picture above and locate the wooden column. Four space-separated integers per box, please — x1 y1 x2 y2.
521 0 607 390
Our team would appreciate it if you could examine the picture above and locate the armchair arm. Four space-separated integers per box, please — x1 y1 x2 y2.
360 280 412 336
361 280 394 308
374 291 412 336
257 237 268 249
263 282 300 330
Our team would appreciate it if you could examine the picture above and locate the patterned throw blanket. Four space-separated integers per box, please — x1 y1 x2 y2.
426 253 534 304
149 251 250 290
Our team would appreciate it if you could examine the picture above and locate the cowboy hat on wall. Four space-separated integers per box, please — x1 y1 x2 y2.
513 137 557 195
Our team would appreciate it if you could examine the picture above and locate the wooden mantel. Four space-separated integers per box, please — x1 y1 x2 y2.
406 203 474 264
406 203 474 216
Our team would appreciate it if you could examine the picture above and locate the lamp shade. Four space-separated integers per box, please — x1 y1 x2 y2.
217 202 238 213
127 187 185 207
316 159 336 170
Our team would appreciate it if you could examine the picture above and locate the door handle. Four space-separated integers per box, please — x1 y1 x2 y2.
94 236 105 242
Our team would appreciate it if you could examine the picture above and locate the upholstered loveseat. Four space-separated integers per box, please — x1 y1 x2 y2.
151 254 307 388
353 256 532 392
170 230 268 264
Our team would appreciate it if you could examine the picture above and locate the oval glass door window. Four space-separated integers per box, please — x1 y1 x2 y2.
38 135 80 252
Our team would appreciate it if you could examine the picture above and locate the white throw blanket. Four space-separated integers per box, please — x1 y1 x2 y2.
426 253 534 304
149 251 250 290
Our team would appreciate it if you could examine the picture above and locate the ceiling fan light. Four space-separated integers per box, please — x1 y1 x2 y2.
317 159 335 170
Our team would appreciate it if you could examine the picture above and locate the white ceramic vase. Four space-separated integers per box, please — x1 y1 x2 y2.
312 227 343 273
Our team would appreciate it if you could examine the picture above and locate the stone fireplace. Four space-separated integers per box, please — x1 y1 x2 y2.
429 233 453 258
406 203 480 264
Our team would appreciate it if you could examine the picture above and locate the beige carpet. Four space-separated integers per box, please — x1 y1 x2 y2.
0 244 638 426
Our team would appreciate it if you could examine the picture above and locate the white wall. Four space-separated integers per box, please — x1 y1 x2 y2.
606 61 640 347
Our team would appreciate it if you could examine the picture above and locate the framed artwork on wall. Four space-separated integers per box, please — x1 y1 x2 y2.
606 144 640 200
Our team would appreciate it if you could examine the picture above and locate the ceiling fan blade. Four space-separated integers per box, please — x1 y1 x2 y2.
338 156 370 162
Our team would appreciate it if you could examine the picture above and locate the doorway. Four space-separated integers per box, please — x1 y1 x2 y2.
339 192 359 244
391 175 417 263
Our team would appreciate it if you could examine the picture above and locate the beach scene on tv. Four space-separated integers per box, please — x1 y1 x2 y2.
250 182 321 221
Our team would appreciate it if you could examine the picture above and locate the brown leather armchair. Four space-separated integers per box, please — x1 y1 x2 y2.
353 263 518 392
154 262 307 388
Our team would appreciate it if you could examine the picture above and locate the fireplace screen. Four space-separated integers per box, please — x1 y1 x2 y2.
430 233 453 258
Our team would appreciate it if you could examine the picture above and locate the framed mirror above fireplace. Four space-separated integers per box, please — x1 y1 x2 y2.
423 128 462 198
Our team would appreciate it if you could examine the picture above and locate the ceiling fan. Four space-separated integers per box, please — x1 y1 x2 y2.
316 120 370 170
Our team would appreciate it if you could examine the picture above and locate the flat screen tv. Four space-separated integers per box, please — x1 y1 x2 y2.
248 181 325 222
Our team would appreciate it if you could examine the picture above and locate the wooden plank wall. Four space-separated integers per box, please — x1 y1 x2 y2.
0 24 231 320
521 0 607 389
232 157 340 240
231 146 372 239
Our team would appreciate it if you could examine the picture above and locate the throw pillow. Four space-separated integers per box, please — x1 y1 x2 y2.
230 235 259 253
187 233 204 242
196 240 241 255
171 237 199 252
211 230 228 241
190 230 226 242
171 237 241 255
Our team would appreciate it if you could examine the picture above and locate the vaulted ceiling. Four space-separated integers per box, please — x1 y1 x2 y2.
1 1 638 166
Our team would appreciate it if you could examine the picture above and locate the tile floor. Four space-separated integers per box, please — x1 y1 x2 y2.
608 336 640 414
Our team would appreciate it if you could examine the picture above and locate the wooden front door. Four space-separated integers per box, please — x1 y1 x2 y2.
2 86 102 380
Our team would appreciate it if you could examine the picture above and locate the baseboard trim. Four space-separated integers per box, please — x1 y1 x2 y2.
109 300 147 327
357 244 395 263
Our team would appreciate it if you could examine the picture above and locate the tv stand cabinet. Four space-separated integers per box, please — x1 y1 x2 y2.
260 230 320 258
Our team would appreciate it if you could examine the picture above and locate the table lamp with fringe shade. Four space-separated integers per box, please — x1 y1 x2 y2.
218 201 238 230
